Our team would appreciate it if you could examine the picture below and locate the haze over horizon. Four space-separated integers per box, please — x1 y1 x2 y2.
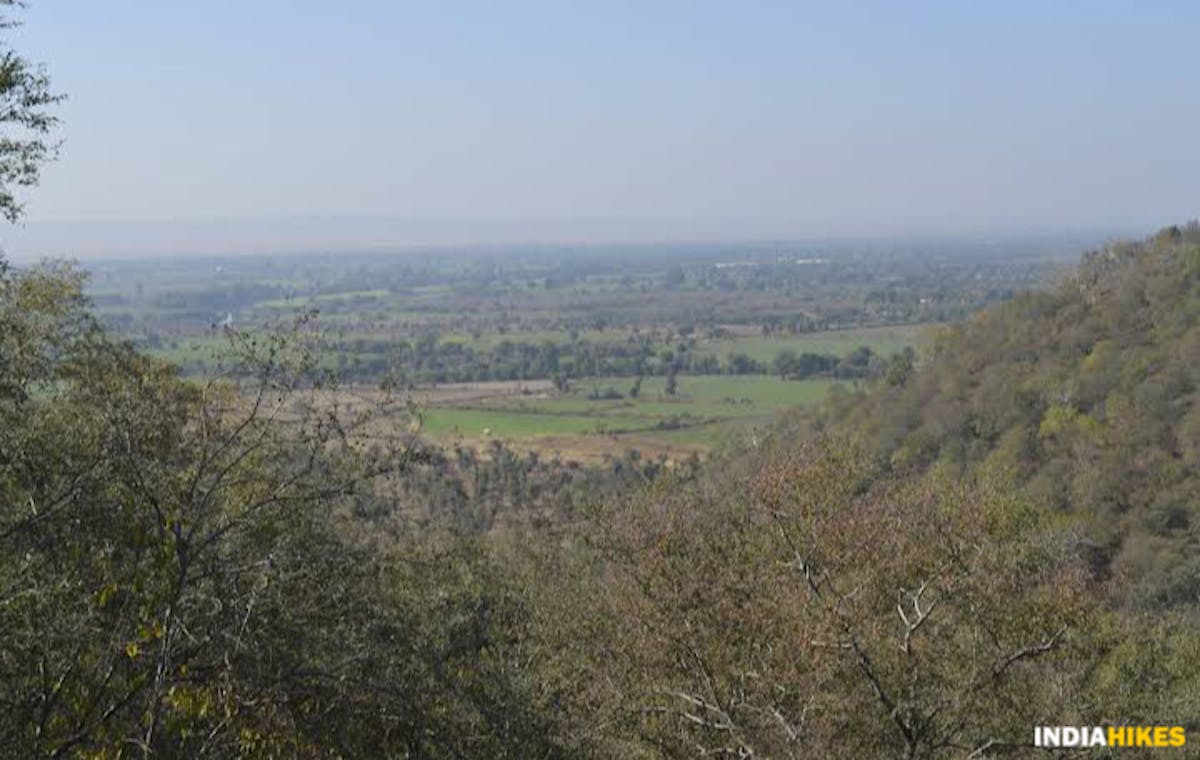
0 215 1144 262
4 1 1198 258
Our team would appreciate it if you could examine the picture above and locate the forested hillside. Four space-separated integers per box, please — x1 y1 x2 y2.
822 223 1200 610
6 231 1200 757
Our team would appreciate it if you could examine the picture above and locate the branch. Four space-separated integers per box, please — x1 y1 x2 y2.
991 626 1067 680
897 577 939 655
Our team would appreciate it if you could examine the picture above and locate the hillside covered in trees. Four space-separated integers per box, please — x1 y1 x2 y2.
5 227 1200 757
821 223 1200 611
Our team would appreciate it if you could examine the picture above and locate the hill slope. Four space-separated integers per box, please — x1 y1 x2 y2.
823 223 1200 608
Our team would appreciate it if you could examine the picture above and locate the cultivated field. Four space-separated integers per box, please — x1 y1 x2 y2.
409 374 838 461
79 243 1060 462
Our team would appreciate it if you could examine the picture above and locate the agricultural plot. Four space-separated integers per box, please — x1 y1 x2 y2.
413 374 839 461
80 245 1038 463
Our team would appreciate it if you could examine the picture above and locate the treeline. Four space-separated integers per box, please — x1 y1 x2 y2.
348 338 883 384
173 331 892 384
327 336 883 385
374 339 884 385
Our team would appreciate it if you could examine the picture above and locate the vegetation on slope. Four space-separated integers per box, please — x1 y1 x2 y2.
823 224 1200 610
0 261 572 755
7 231 1200 756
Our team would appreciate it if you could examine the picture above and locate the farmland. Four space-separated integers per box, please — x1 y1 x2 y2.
409 374 836 461
78 240 1070 460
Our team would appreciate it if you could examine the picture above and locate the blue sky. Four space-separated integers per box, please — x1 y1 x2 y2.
6 1 1200 255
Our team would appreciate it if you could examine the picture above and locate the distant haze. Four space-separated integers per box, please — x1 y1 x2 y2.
5 1 1199 259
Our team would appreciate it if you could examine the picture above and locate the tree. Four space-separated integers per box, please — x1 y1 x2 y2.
0 1 63 221
553 369 570 392
726 352 762 375
821 225 1200 609
549 440 1091 758
884 346 915 387
0 263 572 756
773 349 798 379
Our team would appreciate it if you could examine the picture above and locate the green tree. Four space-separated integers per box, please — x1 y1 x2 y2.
773 348 798 379
0 264 572 756
0 1 63 220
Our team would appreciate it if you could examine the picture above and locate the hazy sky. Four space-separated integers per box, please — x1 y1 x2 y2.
4 1 1199 256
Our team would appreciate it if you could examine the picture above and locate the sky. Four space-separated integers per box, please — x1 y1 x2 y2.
3 1 1199 257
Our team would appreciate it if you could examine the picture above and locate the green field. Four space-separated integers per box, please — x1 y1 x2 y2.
144 335 232 365
439 328 624 350
696 324 927 363
419 375 838 457
256 289 392 309
419 407 654 438
132 321 907 460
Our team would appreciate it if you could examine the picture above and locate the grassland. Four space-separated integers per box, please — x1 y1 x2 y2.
134 323 911 462
414 374 839 461
256 289 392 309
83 249 970 462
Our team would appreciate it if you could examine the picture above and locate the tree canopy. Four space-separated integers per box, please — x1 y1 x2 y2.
0 1 61 221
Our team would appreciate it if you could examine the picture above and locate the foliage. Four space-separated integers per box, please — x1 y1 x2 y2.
8 8 1195 754
0 1 62 220
6 232 1200 756
822 224 1200 609
525 440 1093 758
0 261 572 757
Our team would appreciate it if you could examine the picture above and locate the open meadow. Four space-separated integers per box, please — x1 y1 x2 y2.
409 374 837 461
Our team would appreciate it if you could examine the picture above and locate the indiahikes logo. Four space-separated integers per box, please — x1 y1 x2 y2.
1034 726 1185 749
